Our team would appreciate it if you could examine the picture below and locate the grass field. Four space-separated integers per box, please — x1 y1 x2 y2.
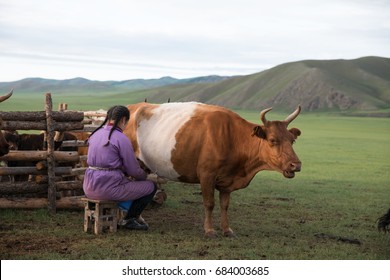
2 91 148 111
0 107 389 260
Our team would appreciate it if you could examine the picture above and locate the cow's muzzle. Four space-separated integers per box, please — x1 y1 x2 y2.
283 161 301 178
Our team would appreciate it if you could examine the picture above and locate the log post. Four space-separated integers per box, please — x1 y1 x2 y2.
45 93 56 214
59 103 68 111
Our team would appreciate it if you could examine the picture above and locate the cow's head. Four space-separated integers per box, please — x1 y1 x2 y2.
0 90 13 156
252 106 302 178
3 130 19 151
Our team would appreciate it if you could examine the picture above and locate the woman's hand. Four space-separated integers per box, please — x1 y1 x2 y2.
146 173 168 184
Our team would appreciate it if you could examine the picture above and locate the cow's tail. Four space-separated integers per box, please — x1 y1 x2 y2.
377 208 390 233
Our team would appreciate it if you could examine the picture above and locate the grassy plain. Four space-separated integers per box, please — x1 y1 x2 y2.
0 103 389 259
2 91 148 111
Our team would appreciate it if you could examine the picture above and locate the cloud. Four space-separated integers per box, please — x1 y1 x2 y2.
0 0 389 81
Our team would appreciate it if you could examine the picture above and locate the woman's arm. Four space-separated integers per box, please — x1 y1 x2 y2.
118 135 147 180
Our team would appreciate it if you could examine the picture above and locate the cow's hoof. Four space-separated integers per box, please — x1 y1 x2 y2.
223 230 236 238
204 230 218 239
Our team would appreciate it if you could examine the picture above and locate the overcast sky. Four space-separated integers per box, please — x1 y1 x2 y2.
0 0 389 82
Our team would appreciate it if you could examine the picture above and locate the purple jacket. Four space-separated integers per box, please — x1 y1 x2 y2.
83 125 153 201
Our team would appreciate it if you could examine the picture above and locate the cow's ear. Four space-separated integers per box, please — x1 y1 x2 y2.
252 126 266 139
289 128 301 139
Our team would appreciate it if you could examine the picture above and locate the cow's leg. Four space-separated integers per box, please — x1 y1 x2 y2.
219 191 235 237
200 181 217 238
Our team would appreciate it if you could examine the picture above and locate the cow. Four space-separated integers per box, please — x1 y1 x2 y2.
123 102 302 237
0 90 13 156
0 130 19 182
13 131 77 151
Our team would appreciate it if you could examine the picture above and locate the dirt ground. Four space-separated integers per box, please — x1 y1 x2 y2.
1 183 389 260
0 192 209 259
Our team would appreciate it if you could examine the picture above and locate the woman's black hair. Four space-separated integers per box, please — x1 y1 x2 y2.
105 105 130 146
87 105 130 146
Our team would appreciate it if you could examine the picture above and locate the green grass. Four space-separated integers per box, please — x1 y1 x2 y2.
0 110 389 260
2 92 140 112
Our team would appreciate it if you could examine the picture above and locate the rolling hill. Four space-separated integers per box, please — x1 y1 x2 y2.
129 56 390 112
0 75 229 95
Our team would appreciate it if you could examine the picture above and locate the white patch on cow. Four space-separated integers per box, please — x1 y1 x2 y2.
137 102 200 180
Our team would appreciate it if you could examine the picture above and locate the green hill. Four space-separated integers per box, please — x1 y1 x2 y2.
131 56 390 113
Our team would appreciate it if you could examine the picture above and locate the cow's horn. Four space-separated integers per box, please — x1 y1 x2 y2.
260 107 273 125
0 89 13 103
284 105 301 125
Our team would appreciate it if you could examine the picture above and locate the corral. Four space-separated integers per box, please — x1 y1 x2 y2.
0 93 102 212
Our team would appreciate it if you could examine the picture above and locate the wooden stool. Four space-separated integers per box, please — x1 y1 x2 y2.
81 198 118 234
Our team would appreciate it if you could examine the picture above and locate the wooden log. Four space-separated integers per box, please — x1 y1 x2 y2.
0 196 85 209
0 181 47 195
45 93 56 214
0 112 46 121
70 167 88 176
34 175 64 184
0 166 72 176
83 111 107 118
56 151 82 162
2 120 84 131
60 140 88 147
35 175 47 184
0 197 48 208
0 180 82 195
55 180 83 190
0 111 84 122
0 151 80 162
2 120 46 130
55 195 86 208
35 160 47 171
82 119 92 125
53 122 84 131
71 125 99 133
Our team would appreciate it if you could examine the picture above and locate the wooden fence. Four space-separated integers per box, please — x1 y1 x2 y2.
0 93 102 213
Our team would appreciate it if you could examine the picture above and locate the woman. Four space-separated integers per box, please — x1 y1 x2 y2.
83 105 156 230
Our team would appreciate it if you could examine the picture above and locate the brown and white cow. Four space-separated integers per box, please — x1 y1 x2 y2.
124 102 302 237
0 90 13 156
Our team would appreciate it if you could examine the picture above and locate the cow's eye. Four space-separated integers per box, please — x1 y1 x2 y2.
269 138 278 146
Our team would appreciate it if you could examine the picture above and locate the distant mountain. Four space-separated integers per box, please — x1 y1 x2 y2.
130 56 390 112
108 75 229 90
0 75 230 95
